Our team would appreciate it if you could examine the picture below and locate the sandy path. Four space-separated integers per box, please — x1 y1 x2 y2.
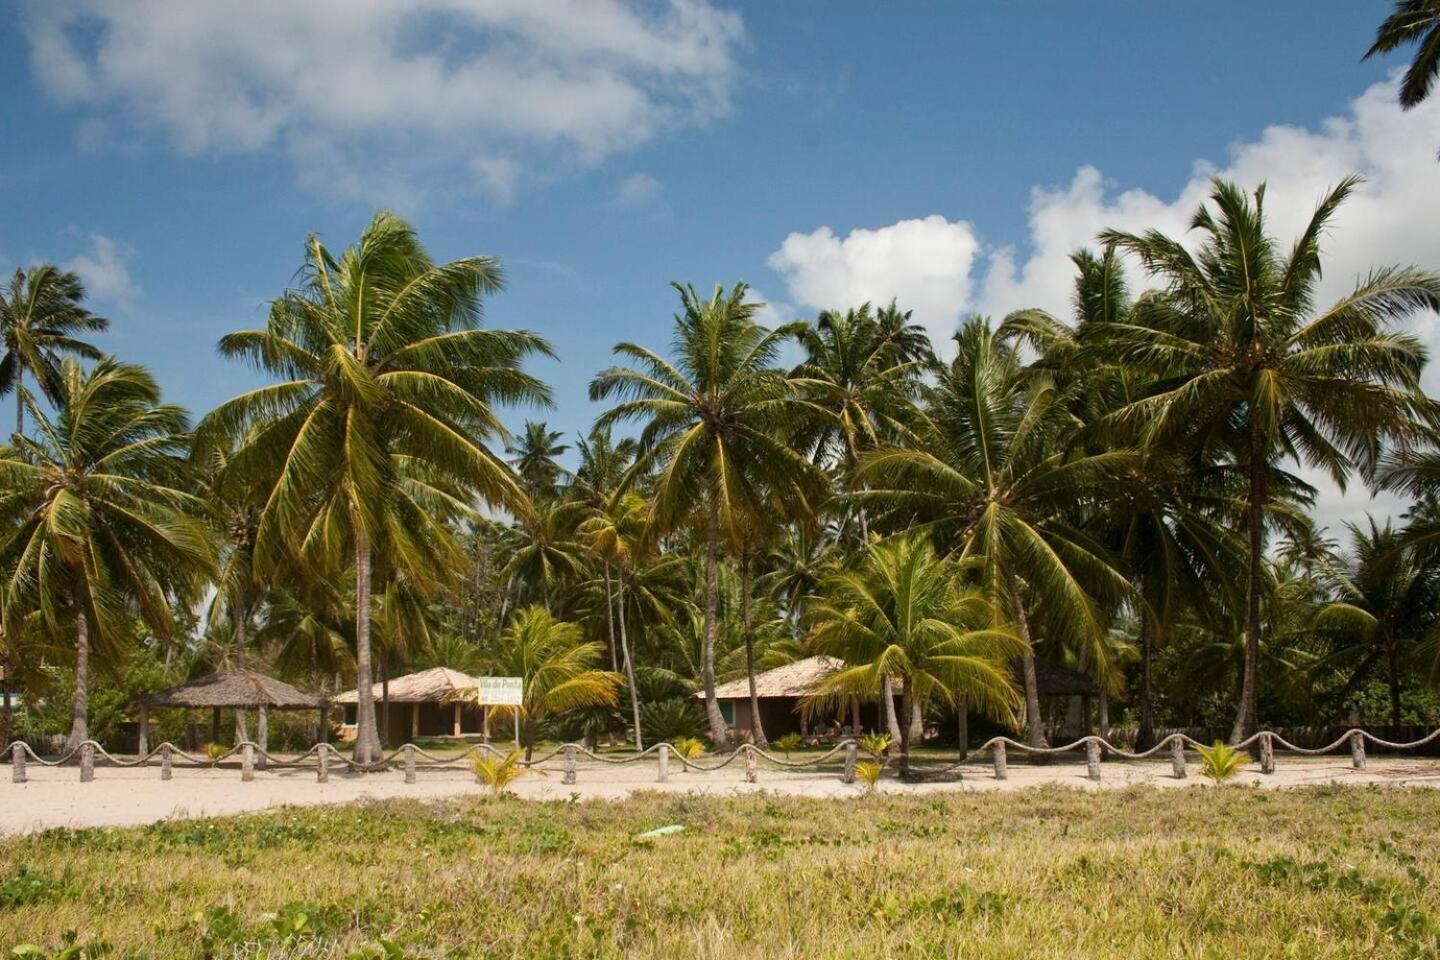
3 755 1438 834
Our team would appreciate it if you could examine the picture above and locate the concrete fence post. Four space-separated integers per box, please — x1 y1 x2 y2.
241 743 254 782
1085 739 1102 782
657 743 669 783
161 743 173 781
80 742 94 783
562 744 576 785
404 744 416 784
744 745 758 783
12 742 26 783
317 743 330 783
1169 736 1186 779
992 741 1008 781
1260 733 1275 775
842 741 857 783
1350 731 1367 770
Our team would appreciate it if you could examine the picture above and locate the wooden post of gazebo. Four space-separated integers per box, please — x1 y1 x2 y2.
411 703 420 741
257 704 269 769
452 702 462 737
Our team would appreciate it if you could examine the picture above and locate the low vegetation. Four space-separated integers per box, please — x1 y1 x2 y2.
4 788 1440 958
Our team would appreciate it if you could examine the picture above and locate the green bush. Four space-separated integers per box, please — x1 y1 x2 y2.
638 697 705 743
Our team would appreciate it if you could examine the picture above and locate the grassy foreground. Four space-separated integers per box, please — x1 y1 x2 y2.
3 786 1440 958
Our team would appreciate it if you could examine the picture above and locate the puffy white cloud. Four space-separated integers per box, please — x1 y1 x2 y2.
767 215 982 348
22 0 744 204
63 234 139 309
614 172 665 208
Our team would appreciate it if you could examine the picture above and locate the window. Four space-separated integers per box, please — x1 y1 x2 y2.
720 700 735 725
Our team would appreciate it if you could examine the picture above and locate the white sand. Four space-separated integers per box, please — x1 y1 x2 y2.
3 754 1439 834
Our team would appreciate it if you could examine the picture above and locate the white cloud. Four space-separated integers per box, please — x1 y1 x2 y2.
614 172 665 208
767 215 982 348
63 234 139 309
22 0 744 204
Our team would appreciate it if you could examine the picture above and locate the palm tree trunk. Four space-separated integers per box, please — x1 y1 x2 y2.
850 697 861 736
14 367 23 440
701 498 730 747
908 695 923 744
1009 577 1047 749
353 528 383 764
898 675 914 776
956 701 968 758
603 562 618 672
1135 584 1156 751
741 552 767 749
617 574 644 751
1388 644 1403 729
882 678 902 741
1232 427 1265 744
66 610 90 751
232 600 249 744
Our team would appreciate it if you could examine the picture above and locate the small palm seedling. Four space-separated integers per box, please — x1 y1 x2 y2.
202 743 228 763
672 737 707 772
473 750 525 795
773 732 803 758
857 732 892 759
854 760 886 795
1196 741 1248 785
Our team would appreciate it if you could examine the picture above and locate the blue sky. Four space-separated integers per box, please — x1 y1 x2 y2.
3 2 1436 527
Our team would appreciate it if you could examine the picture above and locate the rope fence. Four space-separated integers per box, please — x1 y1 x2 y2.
7 726 1440 787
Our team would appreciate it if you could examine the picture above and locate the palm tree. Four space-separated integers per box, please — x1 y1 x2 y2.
0 359 213 749
855 318 1134 748
1098 177 1440 741
578 491 650 749
804 535 1023 774
1311 519 1440 727
200 211 552 763
0 266 109 439
507 421 569 502
1366 1 1440 109
455 605 622 759
590 282 824 746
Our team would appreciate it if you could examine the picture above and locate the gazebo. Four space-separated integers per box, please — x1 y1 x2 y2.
334 667 486 740
138 669 325 763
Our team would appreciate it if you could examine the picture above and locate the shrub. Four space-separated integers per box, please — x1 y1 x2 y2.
202 742 228 762
855 760 885 794
473 749 525 795
772 732 803 757
858 732 892 758
638 698 706 743
1196 740 1248 785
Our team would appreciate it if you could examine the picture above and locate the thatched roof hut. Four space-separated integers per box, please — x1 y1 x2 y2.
334 667 488 739
333 666 480 704
141 669 322 709
708 656 843 700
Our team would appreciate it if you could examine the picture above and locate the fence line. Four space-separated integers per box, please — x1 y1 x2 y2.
8 726 1440 786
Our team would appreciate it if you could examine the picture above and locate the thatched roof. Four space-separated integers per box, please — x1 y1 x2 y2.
141 669 322 709
701 655 1100 701
333 666 482 705
706 657 844 700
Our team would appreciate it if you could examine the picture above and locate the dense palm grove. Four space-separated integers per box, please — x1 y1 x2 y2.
5 178 1440 772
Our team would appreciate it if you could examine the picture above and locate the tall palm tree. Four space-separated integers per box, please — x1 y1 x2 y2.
454 605 622 759
1366 1 1440 109
0 266 109 439
855 318 1135 748
805 534 1023 775
0 359 213 749
590 282 824 746
578 491 650 749
1098 177 1440 740
507 421 569 502
200 211 552 763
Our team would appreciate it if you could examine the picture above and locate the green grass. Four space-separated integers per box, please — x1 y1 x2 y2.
4 786 1440 958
